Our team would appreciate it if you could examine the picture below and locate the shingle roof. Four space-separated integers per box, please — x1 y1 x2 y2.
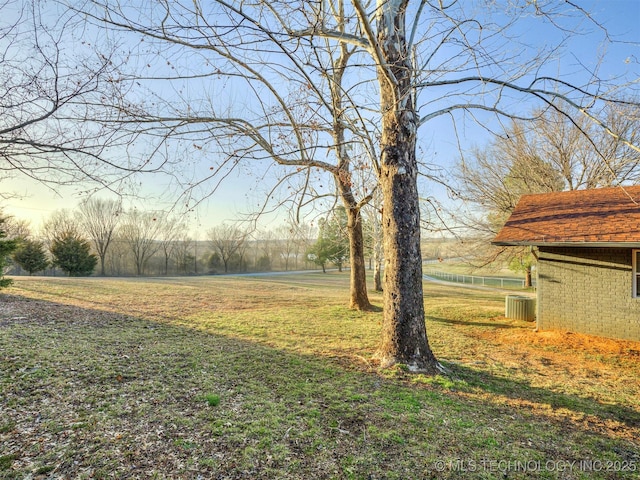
492 186 640 246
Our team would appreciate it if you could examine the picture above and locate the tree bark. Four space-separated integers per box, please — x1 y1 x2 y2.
346 206 372 310
369 192 384 292
375 0 438 373
373 254 382 292
328 34 373 312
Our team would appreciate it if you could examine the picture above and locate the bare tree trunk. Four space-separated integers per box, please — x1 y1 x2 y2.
525 266 532 288
346 206 372 310
329 36 373 312
373 253 382 292
375 0 438 372
378 148 437 371
372 199 383 292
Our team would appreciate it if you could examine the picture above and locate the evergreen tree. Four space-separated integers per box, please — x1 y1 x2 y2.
207 252 222 273
13 240 49 275
307 208 349 273
0 217 18 288
50 234 98 277
306 235 332 273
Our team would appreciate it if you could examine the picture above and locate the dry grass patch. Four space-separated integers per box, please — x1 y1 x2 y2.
1 274 638 479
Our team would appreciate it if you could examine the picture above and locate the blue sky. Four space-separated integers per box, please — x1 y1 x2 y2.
2 0 639 236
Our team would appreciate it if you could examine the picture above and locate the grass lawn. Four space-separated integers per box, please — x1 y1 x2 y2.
1 273 638 479
424 261 523 279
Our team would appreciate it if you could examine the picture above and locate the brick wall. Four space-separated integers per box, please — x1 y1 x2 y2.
537 247 640 341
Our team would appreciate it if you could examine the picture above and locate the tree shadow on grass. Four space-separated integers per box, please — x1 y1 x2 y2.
442 361 640 430
2 292 639 478
427 315 518 329
364 304 383 313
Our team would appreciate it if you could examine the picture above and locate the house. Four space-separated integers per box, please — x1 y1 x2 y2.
493 186 640 341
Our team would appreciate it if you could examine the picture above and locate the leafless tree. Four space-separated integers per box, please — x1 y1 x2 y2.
452 120 568 282
76 198 122 276
362 189 383 291
105 237 130 276
458 101 640 220
119 210 166 275
172 235 195 275
457 121 566 233
284 221 317 271
74 0 379 309
253 228 277 272
275 222 305 271
207 224 247 274
75 0 639 372
527 100 640 190
41 210 81 246
0 1 155 195
3 216 32 241
156 216 185 275
455 98 640 270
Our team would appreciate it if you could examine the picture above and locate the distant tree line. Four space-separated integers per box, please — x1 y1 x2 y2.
0 198 383 279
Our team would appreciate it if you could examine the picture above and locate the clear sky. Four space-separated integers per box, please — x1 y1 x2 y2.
2 0 638 237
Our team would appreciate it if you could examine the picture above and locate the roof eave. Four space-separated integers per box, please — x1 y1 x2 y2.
492 241 640 248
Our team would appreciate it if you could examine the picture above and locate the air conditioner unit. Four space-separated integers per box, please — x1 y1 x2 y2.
505 295 536 321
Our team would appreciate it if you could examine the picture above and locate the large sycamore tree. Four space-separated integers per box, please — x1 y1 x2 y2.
77 0 639 372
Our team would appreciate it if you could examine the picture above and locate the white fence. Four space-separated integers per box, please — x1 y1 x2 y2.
424 269 535 289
